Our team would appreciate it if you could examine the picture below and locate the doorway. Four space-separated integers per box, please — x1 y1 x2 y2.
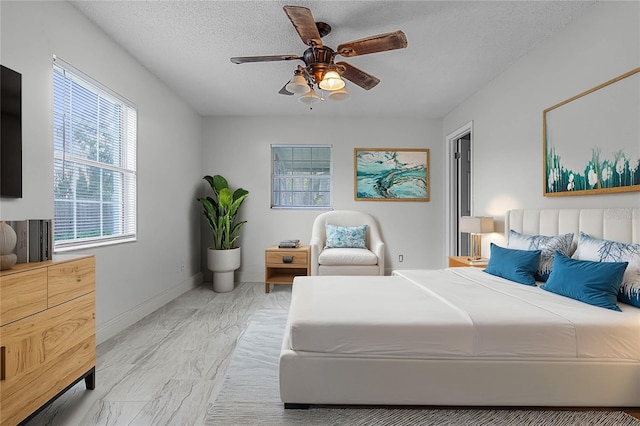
445 122 473 258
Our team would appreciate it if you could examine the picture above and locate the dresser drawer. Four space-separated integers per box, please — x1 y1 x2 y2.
0 292 95 425
266 250 308 266
48 257 95 307
0 268 47 326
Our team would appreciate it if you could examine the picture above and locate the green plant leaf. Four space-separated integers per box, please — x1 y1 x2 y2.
233 188 249 202
213 175 229 194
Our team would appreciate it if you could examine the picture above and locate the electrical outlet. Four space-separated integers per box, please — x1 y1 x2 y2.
180 262 185 272
398 254 404 263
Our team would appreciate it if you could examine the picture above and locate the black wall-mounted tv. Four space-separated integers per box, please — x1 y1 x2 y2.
1 64 22 198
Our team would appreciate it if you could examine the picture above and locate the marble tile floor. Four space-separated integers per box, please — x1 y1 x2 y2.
25 282 292 426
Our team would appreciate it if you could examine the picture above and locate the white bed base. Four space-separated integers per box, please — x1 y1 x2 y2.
279 208 640 408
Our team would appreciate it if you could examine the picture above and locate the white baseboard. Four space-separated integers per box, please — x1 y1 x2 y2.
96 272 203 344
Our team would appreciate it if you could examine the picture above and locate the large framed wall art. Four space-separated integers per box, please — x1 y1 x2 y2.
354 148 429 201
543 67 640 196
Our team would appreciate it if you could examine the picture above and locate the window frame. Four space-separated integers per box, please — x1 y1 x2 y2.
52 56 137 251
271 144 333 210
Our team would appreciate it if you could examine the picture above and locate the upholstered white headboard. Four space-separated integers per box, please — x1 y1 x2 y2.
505 209 640 245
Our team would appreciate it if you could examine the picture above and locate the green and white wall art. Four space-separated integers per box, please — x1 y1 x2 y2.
354 148 429 201
544 67 640 196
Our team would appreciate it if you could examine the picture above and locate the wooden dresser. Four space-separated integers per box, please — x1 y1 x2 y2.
0 255 95 426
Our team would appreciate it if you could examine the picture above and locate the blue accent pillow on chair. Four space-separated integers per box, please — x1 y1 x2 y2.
541 252 627 311
325 224 368 249
484 243 541 286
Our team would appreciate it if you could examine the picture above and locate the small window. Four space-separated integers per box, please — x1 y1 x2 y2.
271 145 332 209
53 57 137 250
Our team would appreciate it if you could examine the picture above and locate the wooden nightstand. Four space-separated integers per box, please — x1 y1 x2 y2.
448 256 488 268
265 245 311 293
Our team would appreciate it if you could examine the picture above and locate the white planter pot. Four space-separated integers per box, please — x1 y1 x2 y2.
207 247 241 293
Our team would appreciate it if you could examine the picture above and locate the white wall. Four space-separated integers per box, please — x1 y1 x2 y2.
443 1 640 249
201 116 444 280
0 1 204 342
4 0 636 342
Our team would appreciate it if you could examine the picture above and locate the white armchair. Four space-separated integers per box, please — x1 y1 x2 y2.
310 210 385 276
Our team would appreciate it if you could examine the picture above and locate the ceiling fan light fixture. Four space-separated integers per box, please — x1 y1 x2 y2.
319 70 345 91
285 74 310 94
298 87 321 104
328 85 350 102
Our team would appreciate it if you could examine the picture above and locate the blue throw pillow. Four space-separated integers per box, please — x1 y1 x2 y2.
541 252 627 311
572 232 640 308
484 243 541 286
325 224 367 249
507 230 574 282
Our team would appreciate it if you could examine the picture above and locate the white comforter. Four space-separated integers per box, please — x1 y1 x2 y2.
288 268 640 361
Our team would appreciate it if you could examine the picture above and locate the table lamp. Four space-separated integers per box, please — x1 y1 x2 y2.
459 216 494 260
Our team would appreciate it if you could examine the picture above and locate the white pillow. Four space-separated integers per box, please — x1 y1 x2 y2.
507 230 573 281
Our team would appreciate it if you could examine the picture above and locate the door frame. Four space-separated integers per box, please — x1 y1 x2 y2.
444 121 474 262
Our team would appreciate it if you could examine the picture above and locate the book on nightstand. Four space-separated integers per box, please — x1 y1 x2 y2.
278 239 300 248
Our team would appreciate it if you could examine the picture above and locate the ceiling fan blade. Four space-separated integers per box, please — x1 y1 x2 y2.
279 84 294 96
337 30 408 57
336 61 380 90
283 6 323 47
230 55 301 64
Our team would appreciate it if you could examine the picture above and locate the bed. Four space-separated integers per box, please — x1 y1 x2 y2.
279 208 640 408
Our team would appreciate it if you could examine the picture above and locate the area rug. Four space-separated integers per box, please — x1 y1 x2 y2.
205 309 640 426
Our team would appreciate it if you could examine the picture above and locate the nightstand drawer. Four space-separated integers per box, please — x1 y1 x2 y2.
266 250 308 266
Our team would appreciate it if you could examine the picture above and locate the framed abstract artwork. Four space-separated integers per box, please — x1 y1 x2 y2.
544 67 640 196
354 148 429 201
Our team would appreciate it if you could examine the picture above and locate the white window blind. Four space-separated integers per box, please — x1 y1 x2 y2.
53 57 137 250
271 145 332 209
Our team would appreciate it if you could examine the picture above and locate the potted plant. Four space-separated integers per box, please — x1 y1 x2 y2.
197 175 249 292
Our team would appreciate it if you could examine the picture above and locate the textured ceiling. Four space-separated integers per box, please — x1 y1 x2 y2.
70 1 594 118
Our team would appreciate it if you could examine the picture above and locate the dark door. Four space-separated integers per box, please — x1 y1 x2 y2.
455 134 471 256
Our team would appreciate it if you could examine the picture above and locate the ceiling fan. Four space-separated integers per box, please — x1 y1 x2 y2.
230 5 408 103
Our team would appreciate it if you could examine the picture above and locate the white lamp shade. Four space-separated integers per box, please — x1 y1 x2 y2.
298 88 320 105
459 216 494 234
328 86 350 102
285 74 310 94
319 70 345 91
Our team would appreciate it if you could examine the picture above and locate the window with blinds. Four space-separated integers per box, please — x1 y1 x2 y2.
271 145 332 209
53 57 137 250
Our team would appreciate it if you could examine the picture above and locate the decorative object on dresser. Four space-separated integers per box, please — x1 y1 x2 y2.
5 219 53 263
0 221 17 270
0 255 96 426
197 174 249 293
458 216 494 260
265 245 310 293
